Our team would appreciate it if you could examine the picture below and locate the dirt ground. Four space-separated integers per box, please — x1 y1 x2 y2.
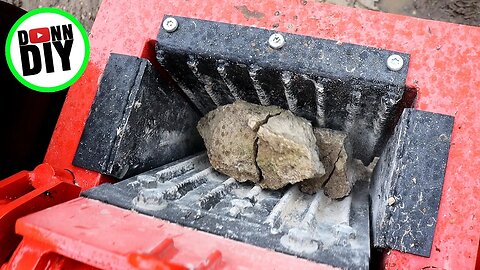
345 0 480 26
1 0 479 31
2 0 101 31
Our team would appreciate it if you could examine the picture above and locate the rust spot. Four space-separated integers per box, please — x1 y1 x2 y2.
235 5 265 20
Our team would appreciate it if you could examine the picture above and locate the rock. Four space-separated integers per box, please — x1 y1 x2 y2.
197 100 282 182
256 111 325 189
197 101 325 189
322 0 354 7
300 128 355 199
353 157 379 182
355 0 379 10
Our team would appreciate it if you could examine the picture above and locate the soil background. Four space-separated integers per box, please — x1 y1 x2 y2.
2 0 101 31
1 0 479 31
322 0 480 27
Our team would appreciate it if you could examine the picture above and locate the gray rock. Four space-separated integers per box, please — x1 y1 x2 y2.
256 111 325 190
197 100 282 182
354 157 378 182
300 128 355 199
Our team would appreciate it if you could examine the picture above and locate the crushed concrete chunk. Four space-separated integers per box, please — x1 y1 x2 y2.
300 128 355 199
256 111 325 190
323 0 354 7
353 157 378 182
355 0 379 10
197 101 325 189
197 100 282 182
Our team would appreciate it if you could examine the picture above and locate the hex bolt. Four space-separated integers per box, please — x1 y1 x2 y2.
163 17 179 33
269 33 285 49
387 54 404 71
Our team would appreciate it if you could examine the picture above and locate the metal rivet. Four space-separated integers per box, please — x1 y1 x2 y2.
387 54 404 71
163 17 178 33
268 33 285 49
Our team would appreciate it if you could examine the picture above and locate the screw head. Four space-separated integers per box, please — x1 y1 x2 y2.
268 33 285 49
387 54 404 71
163 17 178 33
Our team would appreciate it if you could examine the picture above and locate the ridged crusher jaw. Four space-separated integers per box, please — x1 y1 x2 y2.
155 15 413 165
83 153 372 269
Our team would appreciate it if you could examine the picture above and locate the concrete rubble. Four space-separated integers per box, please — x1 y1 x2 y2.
197 100 283 183
198 100 363 198
256 111 325 189
300 128 355 199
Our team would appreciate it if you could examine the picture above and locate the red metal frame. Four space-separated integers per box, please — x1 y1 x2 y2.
0 165 80 263
3 0 479 268
3 197 335 270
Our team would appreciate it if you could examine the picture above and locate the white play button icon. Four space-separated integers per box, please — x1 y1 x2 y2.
27 28 50 43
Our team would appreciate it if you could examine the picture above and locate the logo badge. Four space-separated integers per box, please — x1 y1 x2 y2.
5 8 90 92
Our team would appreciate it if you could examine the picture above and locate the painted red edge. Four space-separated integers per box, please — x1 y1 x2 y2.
6 197 337 270
0 175 81 263
42 0 480 268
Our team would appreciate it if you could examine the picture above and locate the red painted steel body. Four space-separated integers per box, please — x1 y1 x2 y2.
3 0 479 269
0 165 80 263
3 198 336 270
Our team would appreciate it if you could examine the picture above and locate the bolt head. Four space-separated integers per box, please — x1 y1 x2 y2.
387 54 404 71
163 17 178 33
268 33 285 49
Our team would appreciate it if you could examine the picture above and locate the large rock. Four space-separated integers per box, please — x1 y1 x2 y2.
256 111 325 189
197 100 282 182
300 128 355 199
197 101 325 189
